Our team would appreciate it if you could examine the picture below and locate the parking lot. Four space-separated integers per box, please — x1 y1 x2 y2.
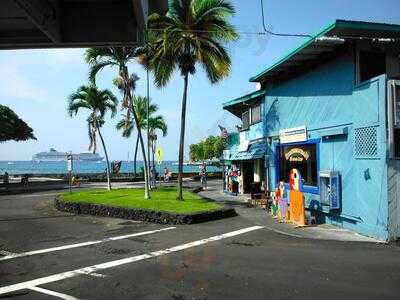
1 186 400 299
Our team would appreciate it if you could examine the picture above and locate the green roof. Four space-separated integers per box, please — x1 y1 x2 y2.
222 89 265 108
249 19 400 82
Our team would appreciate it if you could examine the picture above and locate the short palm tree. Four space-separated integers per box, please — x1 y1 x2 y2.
85 47 151 199
148 115 168 179
116 95 158 178
67 85 118 190
147 0 238 200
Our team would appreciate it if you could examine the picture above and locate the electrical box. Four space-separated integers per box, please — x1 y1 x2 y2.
319 171 341 210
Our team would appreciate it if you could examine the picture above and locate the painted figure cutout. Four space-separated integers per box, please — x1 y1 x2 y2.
289 169 306 226
274 181 288 221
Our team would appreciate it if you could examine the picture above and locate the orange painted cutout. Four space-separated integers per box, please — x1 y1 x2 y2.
289 190 305 226
289 169 306 226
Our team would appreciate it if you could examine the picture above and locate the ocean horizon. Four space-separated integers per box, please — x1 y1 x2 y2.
0 160 221 175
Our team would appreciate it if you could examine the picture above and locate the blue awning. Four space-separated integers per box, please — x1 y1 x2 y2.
231 140 266 161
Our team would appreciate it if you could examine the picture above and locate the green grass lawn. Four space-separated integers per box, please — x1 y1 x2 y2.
61 186 222 214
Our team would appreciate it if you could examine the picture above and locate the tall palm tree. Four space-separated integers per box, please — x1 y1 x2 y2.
116 96 158 178
67 85 118 190
147 0 238 200
85 48 151 199
148 115 168 183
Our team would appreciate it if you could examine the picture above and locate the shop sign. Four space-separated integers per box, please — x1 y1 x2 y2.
279 126 307 144
284 148 310 162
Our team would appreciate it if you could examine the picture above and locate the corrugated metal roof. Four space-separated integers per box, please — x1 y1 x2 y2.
222 89 265 117
249 19 400 83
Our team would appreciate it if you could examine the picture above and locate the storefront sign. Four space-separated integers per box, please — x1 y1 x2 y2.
284 148 310 162
279 126 307 144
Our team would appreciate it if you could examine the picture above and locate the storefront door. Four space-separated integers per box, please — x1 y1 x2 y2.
242 161 254 193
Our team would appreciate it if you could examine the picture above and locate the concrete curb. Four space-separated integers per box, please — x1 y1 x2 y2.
54 195 237 225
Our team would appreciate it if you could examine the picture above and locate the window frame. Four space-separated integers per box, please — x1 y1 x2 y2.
275 138 320 194
356 49 387 84
250 104 261 125
241 110 250 131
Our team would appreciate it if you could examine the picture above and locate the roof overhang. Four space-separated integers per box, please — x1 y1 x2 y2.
223 89 265 118
0 0 168 49
250 20 400 83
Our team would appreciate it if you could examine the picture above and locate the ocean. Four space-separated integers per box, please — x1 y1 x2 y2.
0 160 221 175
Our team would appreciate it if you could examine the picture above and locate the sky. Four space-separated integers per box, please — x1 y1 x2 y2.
1 0 400 161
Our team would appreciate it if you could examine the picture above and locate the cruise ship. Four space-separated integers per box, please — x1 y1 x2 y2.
32 148 103 162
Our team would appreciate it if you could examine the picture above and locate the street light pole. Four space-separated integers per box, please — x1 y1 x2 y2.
146 64 151 189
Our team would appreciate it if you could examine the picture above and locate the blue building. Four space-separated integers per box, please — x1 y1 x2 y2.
223 20 400 241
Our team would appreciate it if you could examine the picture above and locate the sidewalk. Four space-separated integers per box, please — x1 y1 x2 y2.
199 183 383 244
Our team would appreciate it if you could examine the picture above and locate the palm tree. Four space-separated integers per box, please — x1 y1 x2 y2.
116 95 158 178
148 115 168 185
85 48 151 199
147 0 238 200
67 85 118 190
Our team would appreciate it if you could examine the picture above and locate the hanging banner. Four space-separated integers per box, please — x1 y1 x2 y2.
279 126 307 144
67 154 73 172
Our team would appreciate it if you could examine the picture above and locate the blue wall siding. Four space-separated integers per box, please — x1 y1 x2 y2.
264 55 389 240
247 121 264 141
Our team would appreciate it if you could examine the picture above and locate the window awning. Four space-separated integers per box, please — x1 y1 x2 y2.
230 140 266 161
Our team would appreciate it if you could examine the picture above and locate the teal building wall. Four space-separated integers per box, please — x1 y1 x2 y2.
264 54 389 240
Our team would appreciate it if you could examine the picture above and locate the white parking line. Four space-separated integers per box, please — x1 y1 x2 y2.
20 193 59 198
0 250 18 257
0 227 176 261
0 226 263 296
29 286 78 300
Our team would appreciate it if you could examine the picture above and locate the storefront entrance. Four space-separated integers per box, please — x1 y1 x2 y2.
242 161 254 193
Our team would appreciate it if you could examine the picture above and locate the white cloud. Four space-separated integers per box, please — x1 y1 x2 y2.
0 65 49 103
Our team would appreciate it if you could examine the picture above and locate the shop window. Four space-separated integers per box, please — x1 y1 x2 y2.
279 143 318 187
358 50 386 83
242 111 250 130
395 128 400 158
251 105 261 124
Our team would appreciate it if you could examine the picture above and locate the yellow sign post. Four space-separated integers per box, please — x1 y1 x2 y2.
155 147 164 165
155 147 164 185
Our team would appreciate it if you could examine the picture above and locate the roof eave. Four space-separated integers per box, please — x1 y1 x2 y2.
249 20 338 83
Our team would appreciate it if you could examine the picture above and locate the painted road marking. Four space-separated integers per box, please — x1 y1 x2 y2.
29 286 78 300
77 270 107 278
0 226 263 296
0 250 18 257
0 227 176 261
20 193 60 198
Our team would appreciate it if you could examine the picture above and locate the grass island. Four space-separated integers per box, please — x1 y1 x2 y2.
60 186 223 214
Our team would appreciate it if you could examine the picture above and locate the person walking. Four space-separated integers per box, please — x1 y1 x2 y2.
200 162 207 191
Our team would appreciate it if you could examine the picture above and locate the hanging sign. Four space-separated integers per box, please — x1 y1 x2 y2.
279 126 307 144
155 147 164 165
67 154 73 172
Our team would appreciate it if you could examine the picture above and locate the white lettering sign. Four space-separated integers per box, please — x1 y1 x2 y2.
279 126 307 144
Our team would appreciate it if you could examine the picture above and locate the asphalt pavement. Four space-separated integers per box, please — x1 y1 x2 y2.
0 180 399 299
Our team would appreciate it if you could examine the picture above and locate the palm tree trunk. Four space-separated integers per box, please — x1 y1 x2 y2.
130 102 150 199
97 127 111 190
121 67 150 199
146 69 151 190
177 74 189 200
133 133 139 179
152 139 156 185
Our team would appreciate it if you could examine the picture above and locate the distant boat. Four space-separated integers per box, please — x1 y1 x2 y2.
32 148 103 162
